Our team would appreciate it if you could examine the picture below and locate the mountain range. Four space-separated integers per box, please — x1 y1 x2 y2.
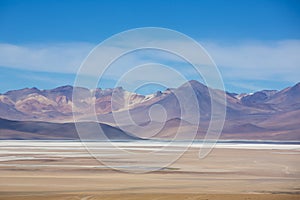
0 80 299 140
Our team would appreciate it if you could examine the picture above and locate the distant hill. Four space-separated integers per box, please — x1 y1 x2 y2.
0 118 138 140
0 81 299 140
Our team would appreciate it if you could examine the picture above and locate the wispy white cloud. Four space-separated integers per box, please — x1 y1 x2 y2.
0 42 94 73
0 39 299 91
202 40 300 83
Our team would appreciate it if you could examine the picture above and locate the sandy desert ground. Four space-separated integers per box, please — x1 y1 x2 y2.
0 141 299 199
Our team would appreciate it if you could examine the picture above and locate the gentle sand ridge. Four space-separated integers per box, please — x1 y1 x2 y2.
0 141 299 199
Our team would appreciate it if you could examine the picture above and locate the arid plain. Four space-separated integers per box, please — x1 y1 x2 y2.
0 141 299 200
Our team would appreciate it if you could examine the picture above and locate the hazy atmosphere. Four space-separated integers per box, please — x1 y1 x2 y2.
0 1 299 200
0 0 299 93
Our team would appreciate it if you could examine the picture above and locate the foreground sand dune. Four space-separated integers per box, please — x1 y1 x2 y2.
1 193 299 200
0 141 299 199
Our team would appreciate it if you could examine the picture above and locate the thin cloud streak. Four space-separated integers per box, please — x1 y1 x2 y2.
0 42 94 73
203 40 300 83
0 40 299 91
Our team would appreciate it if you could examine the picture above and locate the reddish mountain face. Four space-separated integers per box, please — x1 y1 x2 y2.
0 86 147 121
0 81 299 140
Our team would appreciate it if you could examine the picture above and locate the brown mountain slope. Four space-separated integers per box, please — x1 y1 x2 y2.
0 81 299 140
0 118 138 140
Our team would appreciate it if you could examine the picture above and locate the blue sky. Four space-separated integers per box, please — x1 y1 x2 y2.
0 0 299 94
